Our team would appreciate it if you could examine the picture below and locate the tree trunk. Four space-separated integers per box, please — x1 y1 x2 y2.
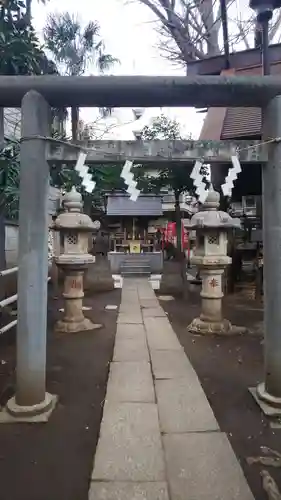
71 107 79 141
175 191 188 298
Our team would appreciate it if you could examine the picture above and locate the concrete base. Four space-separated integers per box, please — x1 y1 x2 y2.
0 393 58 423
55 317 102 333
187 317 246 335
150 274 162 290
112 274 162 290
249 384 281 417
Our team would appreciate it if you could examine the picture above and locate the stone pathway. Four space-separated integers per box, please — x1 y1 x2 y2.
89 278 255 500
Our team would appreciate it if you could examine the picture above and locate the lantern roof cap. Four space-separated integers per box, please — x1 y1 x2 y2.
203 186 220 211
63 187 82 212
53 187 94 231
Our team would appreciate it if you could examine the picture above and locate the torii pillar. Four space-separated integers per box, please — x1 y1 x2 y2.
5 91 57 421
252 95 281 414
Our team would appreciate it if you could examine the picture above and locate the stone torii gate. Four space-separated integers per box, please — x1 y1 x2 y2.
0 74 280 420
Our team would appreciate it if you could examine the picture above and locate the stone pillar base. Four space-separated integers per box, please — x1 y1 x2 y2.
55 317 102 333
257 382 281 408
6 392 57 419
249 384 281 417
187 317 246 335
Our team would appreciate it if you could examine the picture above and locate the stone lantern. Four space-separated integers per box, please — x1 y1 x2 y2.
187 187 244 335
53 187 100 333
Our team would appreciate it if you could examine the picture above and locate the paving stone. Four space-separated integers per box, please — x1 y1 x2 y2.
140 299 160 308
118 306 141 315
164 433 254 500
120 303 139 308
89 482 169 500
139 293 156 300
117 313 142 324
142 307 166 318
138 288 156 300
144 317 181 351
113 337 149 361
150 350 193 379
116 324 146 340
92 402 165 481
106 361 155 402
119 297 140 307
156 378 219 433
121 294 139 303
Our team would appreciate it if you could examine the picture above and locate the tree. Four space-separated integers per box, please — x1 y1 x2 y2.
136 0 281 66
43 12 119 140
139 115 197 255
0 0 56 273
140 114 182 140
25 0 49 24
0 2 56 76
0 0 49 28
138 114 206 295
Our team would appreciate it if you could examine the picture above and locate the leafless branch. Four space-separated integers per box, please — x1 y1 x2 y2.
136 0 281 70
269 9 281 42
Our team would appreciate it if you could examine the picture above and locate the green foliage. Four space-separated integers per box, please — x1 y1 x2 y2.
140 114 182 141
50 160 126 217
0 134 125 220
1 0 49 24
43 12 119 77
139 115 193 197
88 164 125 211
0 23 56 75
0 0 55 75
50 161 125 211
0 138 20 220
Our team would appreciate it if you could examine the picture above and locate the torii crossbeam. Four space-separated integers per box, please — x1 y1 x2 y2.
0 74 280 107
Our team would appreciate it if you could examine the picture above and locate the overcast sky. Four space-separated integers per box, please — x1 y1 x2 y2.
32 0 204 138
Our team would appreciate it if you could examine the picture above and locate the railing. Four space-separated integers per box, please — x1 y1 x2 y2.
0 267 18 335
0 267 51 335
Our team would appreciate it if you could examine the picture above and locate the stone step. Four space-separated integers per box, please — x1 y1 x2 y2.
122 264 151 271
122 254 150 259
123 260 150 266
121 262 151 276
121 271 151 277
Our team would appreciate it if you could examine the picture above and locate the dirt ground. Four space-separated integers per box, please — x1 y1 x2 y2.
159 287 281 500
0 287 120 500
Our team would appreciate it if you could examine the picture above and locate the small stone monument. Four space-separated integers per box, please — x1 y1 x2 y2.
53 187 101 333
187 187 244 335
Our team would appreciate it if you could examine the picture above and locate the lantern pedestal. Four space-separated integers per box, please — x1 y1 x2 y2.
188 265 245 335
186 188 246 335
55 267 101 333
188 267 228 334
